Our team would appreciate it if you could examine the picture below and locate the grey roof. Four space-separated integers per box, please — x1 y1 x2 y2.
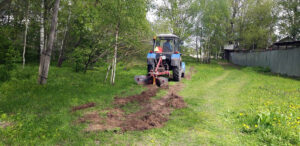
157 34 179 38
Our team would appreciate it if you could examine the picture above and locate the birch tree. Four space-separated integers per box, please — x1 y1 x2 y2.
22 0 30 68
57 0 71 67
100 0 148 85
156 0 195 41
40 0 45 56
38 0 60 84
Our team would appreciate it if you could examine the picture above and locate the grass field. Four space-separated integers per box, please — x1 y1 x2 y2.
0 59 299 145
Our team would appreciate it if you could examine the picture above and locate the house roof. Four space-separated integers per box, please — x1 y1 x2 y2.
273 41 300 46
273 37 300 46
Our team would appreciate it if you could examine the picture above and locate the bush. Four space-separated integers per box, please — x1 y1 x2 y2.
0 66 11 82
0 32 20 82
251 67 271 73
70 47 89 72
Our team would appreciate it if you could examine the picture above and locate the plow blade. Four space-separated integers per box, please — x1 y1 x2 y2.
134 75 168 87
156 77 168 87
134 75 150 85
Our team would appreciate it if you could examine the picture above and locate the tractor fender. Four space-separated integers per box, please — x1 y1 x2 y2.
181 62 186 73
171 54 181 67
147 53 156 66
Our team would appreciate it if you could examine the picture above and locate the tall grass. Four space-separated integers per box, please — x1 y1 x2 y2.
0 63 146 145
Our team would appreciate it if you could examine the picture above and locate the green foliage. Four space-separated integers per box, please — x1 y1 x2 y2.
0 29 20 81
64 0 150 73
156 0 195 41
0 66 11 82
200 0 230 49
277 0 300 40
0 31 20 66
69 47 91 72
1 0 151 76
251 67 271 73
190 0 280 52
240 0 276 49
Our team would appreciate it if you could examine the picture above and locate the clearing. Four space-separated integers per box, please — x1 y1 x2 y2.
0 60 299 145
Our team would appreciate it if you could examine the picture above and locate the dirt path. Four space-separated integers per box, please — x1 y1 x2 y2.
205 71 230 88
181 67 249 145
75 69 194 132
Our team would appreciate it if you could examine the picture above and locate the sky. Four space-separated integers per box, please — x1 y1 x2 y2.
146 0 163 23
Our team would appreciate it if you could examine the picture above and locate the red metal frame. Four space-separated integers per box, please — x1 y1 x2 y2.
149 56 170 78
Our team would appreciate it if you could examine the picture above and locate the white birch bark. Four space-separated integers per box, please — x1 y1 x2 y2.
57 4 71 67
40 0 44 55
22 2 29 69
105 64 111 82
201 45 205 62
110 25 119 85
38 0 60 84
195 37 200 62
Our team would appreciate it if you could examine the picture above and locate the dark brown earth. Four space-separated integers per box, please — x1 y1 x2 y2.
72 102 96 112
75 67 195 132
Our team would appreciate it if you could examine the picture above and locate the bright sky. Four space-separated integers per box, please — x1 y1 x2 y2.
146 0 163 23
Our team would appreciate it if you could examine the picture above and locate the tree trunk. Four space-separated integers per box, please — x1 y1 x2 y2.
201 45 205 63
52 21 58 60
38 0 60 85
44 35 47 52
215 51 217 60
208 49 211 63
105 64 111 82
110 24 119 85
218 46 222 60
40 0 45 55
22 2 29 69
195 37 200 62
57 4 71 67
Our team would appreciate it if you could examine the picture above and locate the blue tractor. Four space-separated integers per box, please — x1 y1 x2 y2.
135 34 185 86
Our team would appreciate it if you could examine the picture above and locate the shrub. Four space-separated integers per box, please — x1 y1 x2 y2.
0 33 20 82
70 47 90 72
0 66 11 82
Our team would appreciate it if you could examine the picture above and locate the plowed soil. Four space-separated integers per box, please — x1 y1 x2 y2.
76 68 194 132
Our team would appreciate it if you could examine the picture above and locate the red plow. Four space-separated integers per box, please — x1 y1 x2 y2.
134 56 169 87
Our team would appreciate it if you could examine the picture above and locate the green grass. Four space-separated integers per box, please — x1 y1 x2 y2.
121 101 141 115
0 60 299 145
152 89 168 100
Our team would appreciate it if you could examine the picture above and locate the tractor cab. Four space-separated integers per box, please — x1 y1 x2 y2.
152 34 181 54
135 34 185 86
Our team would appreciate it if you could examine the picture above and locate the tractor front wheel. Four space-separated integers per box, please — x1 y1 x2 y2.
173 66 181 81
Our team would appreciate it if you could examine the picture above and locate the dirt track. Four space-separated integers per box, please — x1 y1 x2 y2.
77 84 186 132
75 67 194 132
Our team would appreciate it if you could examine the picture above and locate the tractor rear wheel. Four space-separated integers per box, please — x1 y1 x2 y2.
173 66 181 81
